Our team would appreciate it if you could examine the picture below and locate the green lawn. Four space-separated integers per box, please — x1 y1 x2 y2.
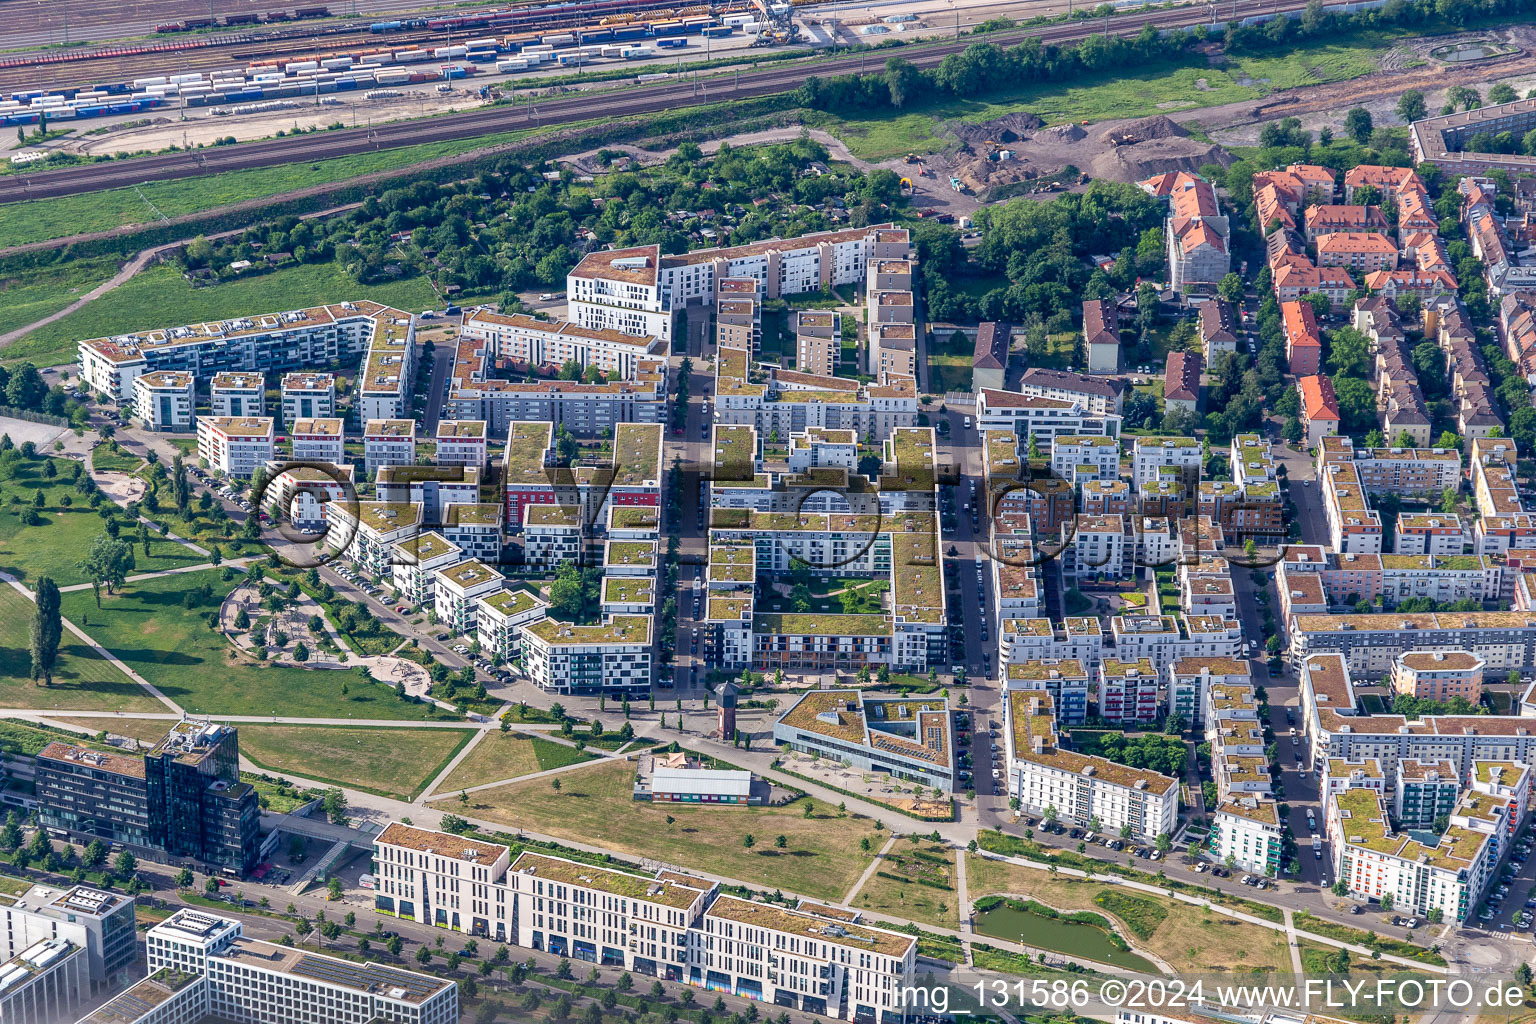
0 585 163 713
817 35 1409 161
0 256 123 341
852 840 959 929
7 262 443 369
467 757 881 901
434 731 597 795
57 569 461 721
52 716 173 744
0 127 551 250
0 457 205 586
89 446 143 473
236 724 474 801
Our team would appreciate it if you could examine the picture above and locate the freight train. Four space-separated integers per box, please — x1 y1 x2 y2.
156 7 329 31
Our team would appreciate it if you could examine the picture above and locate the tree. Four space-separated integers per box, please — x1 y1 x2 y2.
29 576 61 686
1343 107 1373 145
1379 892 1393 910
327 877 344 901
415 945 432 966
1489 83 1517 105
175 867 194 888
77 534 134 606
1396 89 1427 123
1155 832 1171 854
883 56 921 109
114 850 137 877
322 788 348 825
743 834 755 850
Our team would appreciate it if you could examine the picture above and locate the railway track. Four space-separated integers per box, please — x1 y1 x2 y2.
0 0 1305 206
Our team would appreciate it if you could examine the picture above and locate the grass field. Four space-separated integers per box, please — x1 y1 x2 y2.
0 586 163 713
89 446 143 473
0 456 204 586
237 724 474 801
467 757 880 901
965 855 1292 972
57 569 460 722
6 262 442 369
434 731 596 794
0 256 124 340
851 839 958 929
817 35 1411 161
51 716 173 743
0 127 550 250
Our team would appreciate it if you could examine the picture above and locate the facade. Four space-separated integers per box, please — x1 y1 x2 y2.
1096 657 1158 724
475 588 546 661
773 690 955 793
460 310 665 379
1083 299 1121 375
1004 689 1179 841
389 532 462 609
431 559 505 635
362 419 416 479
0 885 136 994
78 301 413 415
1003 660 1091 726
37 721 259 876
324 501 423 578
1390 651 1484 702
434 419 489 469
287 417 344 465
1394 758 1461 829
1139 172 1230 293
0 938 88 1024
208 371 265 418
376 465 482 524
131 371 194 432
521 615 652 696
195 416 274 478
278 371 336 423
112 909 458 1024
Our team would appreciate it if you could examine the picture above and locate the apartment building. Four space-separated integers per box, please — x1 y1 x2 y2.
208 371 264 418
460 310 665 379
1051 435 1121 485
261 463 352 529
999 616 1104 672
1299 374 1341 447
773 690 955 793
1138 172 1230 293
439 502 503 564
78 302 412 408
444 335 667 437
389 532 462 610
1130 436 1201 489
1097 658 1159 724
362 419 416 479
432 560 505 635
715 348 918 445
1396 514 1467 556
1004 689 1179 840
1171 656 1250 728
131 371 194 432
717 278 761 354
475 588 546 662
1314 231 1399 273
1320 461 1383 554
287 417 344 465
1394 759 1461 829
1390 651 1484 702
1108 614 1242 677
37 721 259 876
1003 660 1091 726
696 896 916 1023
521 615 652 696
1291 612 1536 678
1083 298 1121 374
375 464 482 525
1273 261 1357 311
1069 515 1128 581
972 321 1011 391
1017 368 1125 418
278 371 336 423
195 416 273 479
1198 298 1239 361
325 501 422 578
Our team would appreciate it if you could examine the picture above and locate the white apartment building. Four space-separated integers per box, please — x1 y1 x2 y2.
521 615 652 696
0 885 136 995
287 417 344 465
1130 435 1202 488
476 588 546 661
1069 514 1128 581
565 245 675 342
432 560 504 635
325 501 422 579
131 371 194 432
1051 435 1121 484
1210 797 1283 876
1395 514 1468 556
1004 689 1179 841
208 371 264 418
1003 660 1091 725
975 392 1119 452
1097 657 1159 724
697 895 917 1023
279 371 336 423
376 465 482 525
435 419 488 469
1109 614 1243 677
460 310 665 379
444 348 667 438
1291 611 1536 677
195 416 273 478
999 617 1104 673
523 505 583 569
389 532 462 609
363 419 416 479
440 502 504 564
79 301 413 418
131 908 457 1024
262 463 353 529
1173 656 1250 728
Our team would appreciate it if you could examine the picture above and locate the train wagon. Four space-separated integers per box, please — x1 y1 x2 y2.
369 20 404 31
654 37 686 48
293 7 330 17
223 13 261 25
539 32 575 47
578 25 612 42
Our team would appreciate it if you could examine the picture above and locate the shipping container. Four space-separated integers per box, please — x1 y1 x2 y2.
496 59 530 73
651 19 684 35
701 24 732 36
131 76 169 89
284 60 319 73
654 36 686 48
540 32 574 46
320 57 353 70
611 24 647 40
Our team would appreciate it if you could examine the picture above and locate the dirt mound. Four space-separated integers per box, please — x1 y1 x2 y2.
1099 114 1189 147
1042 122 1087 142
950 111 1044 146
1089 137 1231 182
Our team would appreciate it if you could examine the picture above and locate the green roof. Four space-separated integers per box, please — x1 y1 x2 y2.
753 613 891 636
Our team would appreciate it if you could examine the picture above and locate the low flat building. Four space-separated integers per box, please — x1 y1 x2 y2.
773 690 955 793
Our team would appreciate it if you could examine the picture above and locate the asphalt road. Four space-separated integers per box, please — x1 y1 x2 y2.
0 0 1313 207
